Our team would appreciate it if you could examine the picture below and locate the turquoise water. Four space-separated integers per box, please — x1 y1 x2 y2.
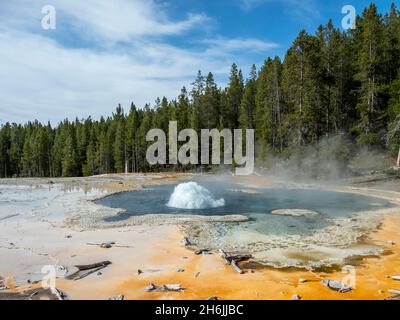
96 181 392 237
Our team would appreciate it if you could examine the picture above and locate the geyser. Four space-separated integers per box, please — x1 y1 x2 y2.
166 182 225 209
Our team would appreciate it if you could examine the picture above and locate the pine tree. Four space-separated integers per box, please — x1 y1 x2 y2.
239 65 257 130
225 63 244 130
355 4 386 146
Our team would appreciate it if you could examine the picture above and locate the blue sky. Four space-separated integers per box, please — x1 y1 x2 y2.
0 0 397 124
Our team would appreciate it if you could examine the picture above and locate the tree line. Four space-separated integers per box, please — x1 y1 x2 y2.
1 3 400 178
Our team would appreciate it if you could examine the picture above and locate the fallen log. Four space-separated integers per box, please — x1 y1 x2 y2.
194 248 211 255
228 254 252 262
146 283 183 292
218 249 230 265
206 296 219 300
218 249 252 273
182 237 192 246
163 284 183 292
75 261 111 271
322 280 352 293
231 260 244 274
218 249 252 263
0 214 20 221
385 295 400 300
51 287 67 300
66 261 112 280
86 242 134 249
388 289 400 295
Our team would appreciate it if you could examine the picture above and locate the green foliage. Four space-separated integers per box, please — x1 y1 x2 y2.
1 2 399 177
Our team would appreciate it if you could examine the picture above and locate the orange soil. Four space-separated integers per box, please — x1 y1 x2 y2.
52 214 400 300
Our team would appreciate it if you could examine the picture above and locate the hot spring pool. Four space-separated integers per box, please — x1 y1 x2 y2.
96 180 397 268
96 180 392 237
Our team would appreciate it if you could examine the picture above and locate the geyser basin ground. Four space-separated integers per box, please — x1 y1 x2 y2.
96 180 395 268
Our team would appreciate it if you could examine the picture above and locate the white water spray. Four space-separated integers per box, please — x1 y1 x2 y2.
167 182 225 209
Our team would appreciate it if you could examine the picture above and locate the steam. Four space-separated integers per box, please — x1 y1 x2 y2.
257 134 393 182
167 182 225 209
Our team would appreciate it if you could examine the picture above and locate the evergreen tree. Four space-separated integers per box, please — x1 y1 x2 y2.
355 4 386 146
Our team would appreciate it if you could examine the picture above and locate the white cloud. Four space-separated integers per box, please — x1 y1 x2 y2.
0 0 278 124
52 0 208 43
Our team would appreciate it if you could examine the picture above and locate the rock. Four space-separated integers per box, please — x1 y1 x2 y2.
206 296 219 300
388 240 396 245
378 290 385 294
176 269 185 273
292 294 302 300
163 284 183 292
322 280 352 293
299 278 308 283
109 294 124 300
137 269 143 275
389 276 400 281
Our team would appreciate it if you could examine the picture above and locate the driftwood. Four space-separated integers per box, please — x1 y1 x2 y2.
86 242 134 249
0 214 20 221
162 284 183 292
195 248 211 255
0 288 65 300
182 237 192 246
146 283 157 292
231 260 244 274
75 261 111 271
385 295 400 300
66 261 112 280
228 254 252 262
322 280 352 293
146 283 183 292
51 287 67 300
219 249 252 274
218 249 230 265
388 289 400 295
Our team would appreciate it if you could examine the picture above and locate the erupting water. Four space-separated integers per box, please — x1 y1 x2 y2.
166 182 225 209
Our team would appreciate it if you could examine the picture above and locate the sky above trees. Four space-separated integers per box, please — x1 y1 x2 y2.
0 0 396 124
